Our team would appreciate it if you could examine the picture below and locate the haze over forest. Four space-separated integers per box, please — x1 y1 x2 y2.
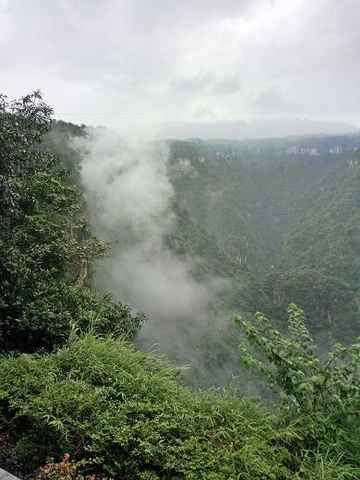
1 1 360 479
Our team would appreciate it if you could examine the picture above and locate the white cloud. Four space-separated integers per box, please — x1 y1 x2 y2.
1 0 360 136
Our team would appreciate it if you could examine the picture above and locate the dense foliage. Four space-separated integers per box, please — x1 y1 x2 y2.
233 304 360 469
169 139 360 347
1 319 359 479
0 92 143 352
1 94 360 479
271 153 360 343
0 333 293 479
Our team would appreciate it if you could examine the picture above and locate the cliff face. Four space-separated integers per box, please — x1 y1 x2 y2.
170 138 360 345
170 134 360 163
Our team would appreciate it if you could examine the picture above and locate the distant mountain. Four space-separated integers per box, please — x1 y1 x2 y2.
158 117 359 140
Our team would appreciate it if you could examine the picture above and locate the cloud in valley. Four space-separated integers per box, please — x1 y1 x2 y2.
75 128 225 352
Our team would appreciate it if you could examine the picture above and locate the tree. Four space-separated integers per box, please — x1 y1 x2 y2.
0 92 143 351
232 304 360 466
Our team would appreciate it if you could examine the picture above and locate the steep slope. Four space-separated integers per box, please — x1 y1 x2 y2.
168 137 360 348
169 143 267 277
269 151 360 344
43 123 360 368
169 138 347 275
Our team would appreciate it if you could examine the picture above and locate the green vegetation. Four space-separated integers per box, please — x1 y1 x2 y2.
0 92 143 352
0 93 359 478
168 138 360 346
234 304 360 455
233 304 360 478
1 315 359 478
270 155 360 343
0 333 296 479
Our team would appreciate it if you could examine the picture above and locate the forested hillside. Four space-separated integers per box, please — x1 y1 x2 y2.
1 94 359 479
168 137 360 349
39 121 360 383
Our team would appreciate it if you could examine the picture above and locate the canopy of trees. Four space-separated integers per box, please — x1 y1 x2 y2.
0 92 144 352
0 93 359 479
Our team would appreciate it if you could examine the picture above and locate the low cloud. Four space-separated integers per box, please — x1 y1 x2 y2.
74 128 225 356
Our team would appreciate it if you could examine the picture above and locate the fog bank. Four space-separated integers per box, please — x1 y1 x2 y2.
75 128 224 357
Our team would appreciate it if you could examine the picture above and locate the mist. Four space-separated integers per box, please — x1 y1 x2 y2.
157 118 359 140
75 128 227 371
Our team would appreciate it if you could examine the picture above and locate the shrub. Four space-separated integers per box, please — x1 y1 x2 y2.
233 303 360 472
0 333 295 479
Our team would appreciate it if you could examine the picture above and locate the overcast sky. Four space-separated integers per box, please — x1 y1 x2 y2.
1 0 360 138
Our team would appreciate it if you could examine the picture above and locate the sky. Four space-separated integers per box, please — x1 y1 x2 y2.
1 0 360 138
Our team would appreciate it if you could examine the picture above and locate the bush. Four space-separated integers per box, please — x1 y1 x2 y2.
233 303 360 473
0 333 297 479
0 92 143 352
